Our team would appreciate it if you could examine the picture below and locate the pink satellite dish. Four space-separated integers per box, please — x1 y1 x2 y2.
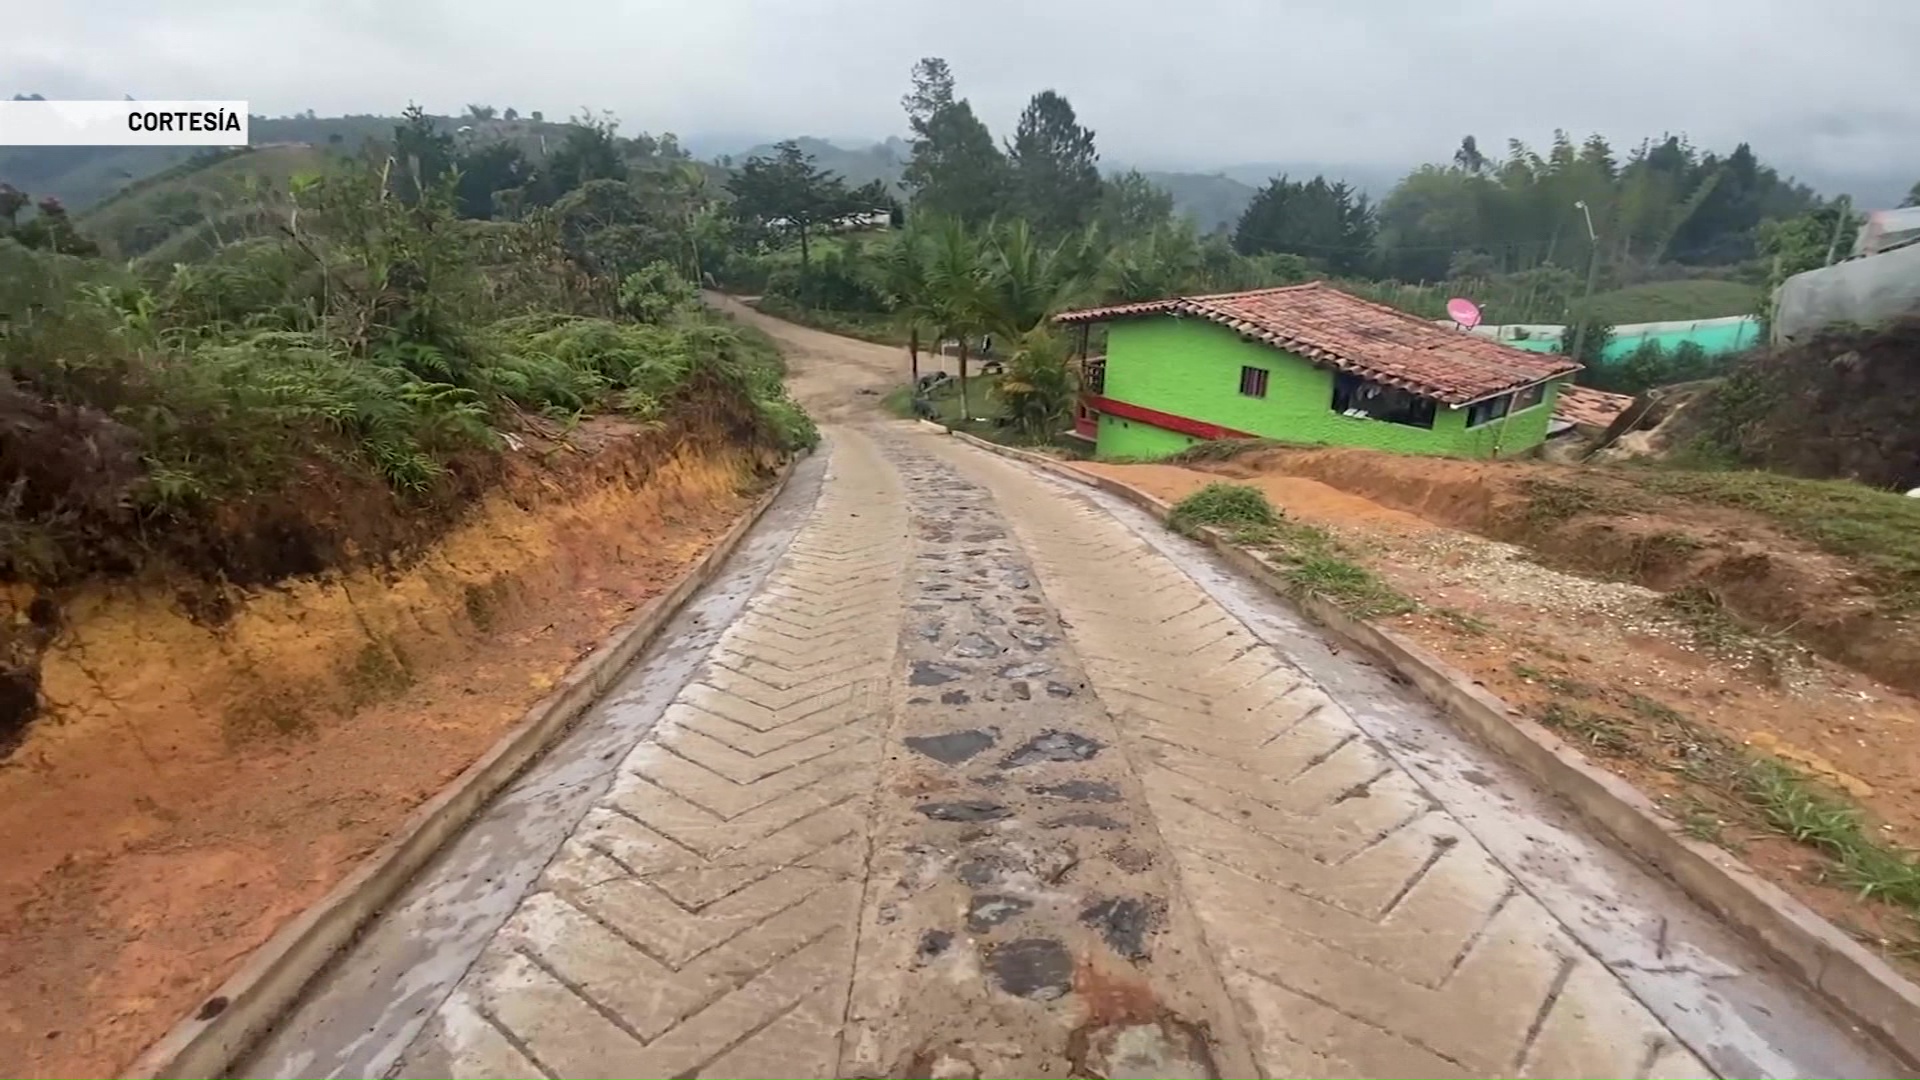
1446 297 1482 329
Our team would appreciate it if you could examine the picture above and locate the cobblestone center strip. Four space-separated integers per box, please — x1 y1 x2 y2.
840 443 1252 1079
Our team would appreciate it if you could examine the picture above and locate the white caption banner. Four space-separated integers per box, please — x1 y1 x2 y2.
0 100 249 146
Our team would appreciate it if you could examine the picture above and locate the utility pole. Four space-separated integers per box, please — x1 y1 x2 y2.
1823 195 1853 267
1568 199 1602 364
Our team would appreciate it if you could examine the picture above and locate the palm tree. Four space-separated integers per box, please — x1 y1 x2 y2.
922 218 991 422
971 220 1096 440
671 161 711 283
976 219 1091 340
872 222 936 385
1101 219 1204 302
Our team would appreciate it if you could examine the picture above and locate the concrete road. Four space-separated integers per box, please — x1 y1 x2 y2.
239 299 1901 1079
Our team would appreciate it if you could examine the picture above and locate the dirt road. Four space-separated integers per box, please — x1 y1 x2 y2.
240 301 1902 1078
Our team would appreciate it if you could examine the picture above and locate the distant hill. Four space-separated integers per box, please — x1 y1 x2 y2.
1212 161 1410 201
732 136 911 192
78 144 337 262
0 113 587 212
0 144 203 211
1137 171 1256 234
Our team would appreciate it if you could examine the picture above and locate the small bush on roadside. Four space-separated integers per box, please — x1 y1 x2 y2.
1167 483 1278 534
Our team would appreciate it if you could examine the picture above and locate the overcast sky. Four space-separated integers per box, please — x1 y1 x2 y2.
8 0 1917 185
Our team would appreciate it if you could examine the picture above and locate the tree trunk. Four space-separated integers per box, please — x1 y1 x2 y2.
958 341 970 424
687 211 702 284
909 326 920 384
798 225 810 274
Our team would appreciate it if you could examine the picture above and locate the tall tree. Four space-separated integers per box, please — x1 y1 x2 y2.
392 104 456 201
901 58 955 128
1007 90 1101 236
1233 175 1375 276
540 114 625 201
1095 171 1176 241
900 59 1010 227
452 141 529 219
874 222 936 383
1904 180 1920 208
726 140 857 271
922 218 991 420
1453 136 1488 174
0 184 26 229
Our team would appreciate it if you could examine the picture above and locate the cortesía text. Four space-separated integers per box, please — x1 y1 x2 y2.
127 109 243 133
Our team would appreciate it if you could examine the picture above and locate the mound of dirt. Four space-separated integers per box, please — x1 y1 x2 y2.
1660 319 1920 489
1176 445 1920 695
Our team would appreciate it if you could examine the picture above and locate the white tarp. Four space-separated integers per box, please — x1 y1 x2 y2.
1772 242 1920 344
1855 207 1920 256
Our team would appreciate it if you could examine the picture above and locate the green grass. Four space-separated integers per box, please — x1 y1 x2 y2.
1582 279 1762 325
1530 680 1920 933
1167 483 1278 533
1168 485 1414 618
881 383 916 419
1282 552 1416 618
1167 437 1295 463
1519 476 1632 525
1539 702 1635 756
889 373 1007 425
1744 758 1920 907
1633 468 1920 610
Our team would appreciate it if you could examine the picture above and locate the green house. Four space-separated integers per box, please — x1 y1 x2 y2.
1057 283 1582 460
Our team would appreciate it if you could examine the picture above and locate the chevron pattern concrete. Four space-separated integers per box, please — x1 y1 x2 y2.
397 433 908 1079
394 423 1716 1080
924 433 1717 1080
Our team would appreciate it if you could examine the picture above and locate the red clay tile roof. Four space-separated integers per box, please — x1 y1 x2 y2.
1552 384 1637 430
1056 282 1580 405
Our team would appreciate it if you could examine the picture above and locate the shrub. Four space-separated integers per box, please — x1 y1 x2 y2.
997 331 1076 440
1168 483 1279 534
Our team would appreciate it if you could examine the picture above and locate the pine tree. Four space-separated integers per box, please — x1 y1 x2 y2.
1007 91 1101 236
899 59 1010 227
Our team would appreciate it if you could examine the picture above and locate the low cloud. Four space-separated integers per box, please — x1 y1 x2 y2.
7 0 1915 186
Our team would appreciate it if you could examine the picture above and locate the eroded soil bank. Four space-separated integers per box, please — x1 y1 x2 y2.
0 419 773 1077
1178 445 1920 695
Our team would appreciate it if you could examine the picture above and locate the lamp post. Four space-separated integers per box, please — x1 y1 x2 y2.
1568 199 1601 363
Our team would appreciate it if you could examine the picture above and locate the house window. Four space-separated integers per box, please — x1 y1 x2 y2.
1239 365 1269 398
1511 382 1547 412
1331 372 1436 429
1466 394 1512 428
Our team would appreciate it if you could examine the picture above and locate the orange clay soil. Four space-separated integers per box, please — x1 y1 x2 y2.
0 419 770 1077
1080 456 1920 972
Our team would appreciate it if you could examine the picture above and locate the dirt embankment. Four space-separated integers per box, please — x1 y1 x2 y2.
1680 318 1920 491
1178 446 1920 696
0 418 774 1078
